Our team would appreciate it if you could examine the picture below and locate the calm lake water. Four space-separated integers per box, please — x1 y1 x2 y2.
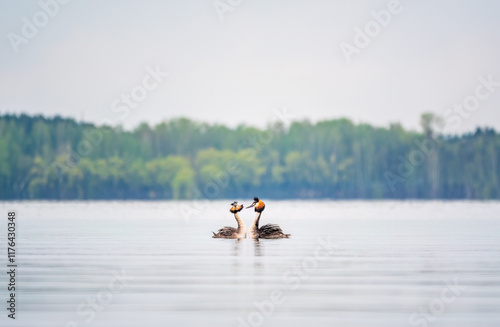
0 200 499 327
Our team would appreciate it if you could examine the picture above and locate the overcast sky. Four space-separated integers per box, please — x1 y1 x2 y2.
1 0 499 133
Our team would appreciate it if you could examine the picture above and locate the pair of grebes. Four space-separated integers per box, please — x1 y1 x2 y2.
212 197 290 239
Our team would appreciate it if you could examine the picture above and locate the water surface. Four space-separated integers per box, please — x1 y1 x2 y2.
0 200 499 326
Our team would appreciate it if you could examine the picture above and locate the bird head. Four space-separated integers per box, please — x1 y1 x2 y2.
246 197 265 212
230 201 243 213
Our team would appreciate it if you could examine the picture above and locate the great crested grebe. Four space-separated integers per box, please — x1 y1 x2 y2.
212 201 247 239
246 197 290 239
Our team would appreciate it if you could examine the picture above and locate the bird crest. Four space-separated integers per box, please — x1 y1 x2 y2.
229 201 243 213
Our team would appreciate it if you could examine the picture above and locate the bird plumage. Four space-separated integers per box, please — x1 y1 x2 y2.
258 223 290 239
247 197 290 239
212 201 247 239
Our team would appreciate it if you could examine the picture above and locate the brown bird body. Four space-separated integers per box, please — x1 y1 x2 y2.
212 202 246 239
247 197 290 239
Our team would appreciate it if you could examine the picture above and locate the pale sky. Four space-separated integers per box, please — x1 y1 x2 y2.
1 0 499 133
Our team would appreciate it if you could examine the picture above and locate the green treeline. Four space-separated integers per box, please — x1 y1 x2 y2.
0 113 499 200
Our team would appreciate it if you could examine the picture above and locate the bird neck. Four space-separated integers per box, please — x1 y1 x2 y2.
234 212 245 232
251 211 262 232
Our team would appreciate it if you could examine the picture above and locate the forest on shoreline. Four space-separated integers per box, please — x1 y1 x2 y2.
0 113 499 200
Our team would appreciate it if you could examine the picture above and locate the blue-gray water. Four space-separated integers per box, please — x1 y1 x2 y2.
0 200 499 327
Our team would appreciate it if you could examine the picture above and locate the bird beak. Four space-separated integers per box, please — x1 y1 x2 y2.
246 202 256 209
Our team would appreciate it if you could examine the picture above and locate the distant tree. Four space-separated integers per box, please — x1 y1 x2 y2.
420 112 444 138
0 113 498 200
